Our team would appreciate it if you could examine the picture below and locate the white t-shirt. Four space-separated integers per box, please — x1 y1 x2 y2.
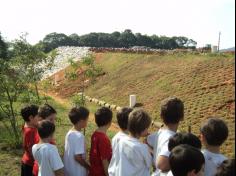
115 136 152 176
32 143 64 176
166 171 173 176
147 129 176 176
202 149 227 176
63 130 87 176
109 131 128 176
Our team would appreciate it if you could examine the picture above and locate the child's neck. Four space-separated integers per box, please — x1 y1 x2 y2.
130 134 140 140
40 137 52 144
97 126 108 134
121 129 129 135
72 125 82 132
205 144 221 154
164 123 179 132
25 122 36 128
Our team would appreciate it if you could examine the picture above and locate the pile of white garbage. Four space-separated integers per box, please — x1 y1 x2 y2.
42 46 91 79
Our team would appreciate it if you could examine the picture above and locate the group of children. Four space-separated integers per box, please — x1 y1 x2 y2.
20 97 234 176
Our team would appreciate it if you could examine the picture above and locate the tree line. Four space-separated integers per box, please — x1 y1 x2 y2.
35 29 197 53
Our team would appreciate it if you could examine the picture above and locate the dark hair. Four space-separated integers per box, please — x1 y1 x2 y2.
168 132 202 151
38 104 57 119
215 159 235 176
170 144 205 176
160 97 184 124
95 107 113 127
200 117 229 146
117 107 133 130
37 120 55 139
21 105 39 122
128 109 151 137
69 107 89 125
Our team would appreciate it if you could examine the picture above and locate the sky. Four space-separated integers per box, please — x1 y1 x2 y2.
0 0 235 49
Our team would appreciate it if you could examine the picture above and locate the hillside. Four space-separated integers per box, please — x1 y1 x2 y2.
48 52 235 157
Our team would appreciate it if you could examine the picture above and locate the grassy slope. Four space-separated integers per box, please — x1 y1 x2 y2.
0 97 115 176
85 52 235 157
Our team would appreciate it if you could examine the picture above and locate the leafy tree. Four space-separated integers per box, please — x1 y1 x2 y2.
0 33 8 59
0 59 27 146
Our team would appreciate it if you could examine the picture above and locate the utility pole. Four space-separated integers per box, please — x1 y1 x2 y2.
218 32 221 52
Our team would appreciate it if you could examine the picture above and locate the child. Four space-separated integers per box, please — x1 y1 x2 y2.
21 105 39 176
38 104 57 124
200 117 229 176
167 132 202 176
169 144 205 176
215 159 235 176
147 97 184 176
115 109 152 176
108 107 133 175
33 104 57 176
89 107 113 176
111 107 133 150
168 132 202 152
64 107 90 176
32 120 64 176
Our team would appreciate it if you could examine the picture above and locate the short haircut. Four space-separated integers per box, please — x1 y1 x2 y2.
168 132 202 151
38 104 57 119
169 144 205 176
69 107 89 125
160 97 184 124
215 159 235 176
37 120 55 139
200 117 229 146
128 109 151 137
95 107 113 127
21 105 39 122
117 107 133 130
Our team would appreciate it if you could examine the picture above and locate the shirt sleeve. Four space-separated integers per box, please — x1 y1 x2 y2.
98 135 112 161
49 146 64 171
159 141 170 157
72 134 85 155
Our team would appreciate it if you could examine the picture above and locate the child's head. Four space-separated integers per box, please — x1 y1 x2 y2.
69 107 89 128
95 107 113 128
168 132 202 151
170 144 205 176
160 97 184 125
200 117 228 147
215 159 235 176
21 105 39 126
128 108 151 138
38 104 57 124
37 120 55 140
117 107 133 131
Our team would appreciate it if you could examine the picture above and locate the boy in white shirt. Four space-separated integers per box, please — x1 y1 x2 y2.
115 109 152 176
146 97 184 176
108 107 133 176
32 120 64 176
63 107 90 176
200 117 229 176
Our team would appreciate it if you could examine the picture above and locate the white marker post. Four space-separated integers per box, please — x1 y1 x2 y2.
130 95 137 108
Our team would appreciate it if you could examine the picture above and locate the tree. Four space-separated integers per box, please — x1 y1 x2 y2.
119 29 137 48
0 33 8 59
0 59 28 146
